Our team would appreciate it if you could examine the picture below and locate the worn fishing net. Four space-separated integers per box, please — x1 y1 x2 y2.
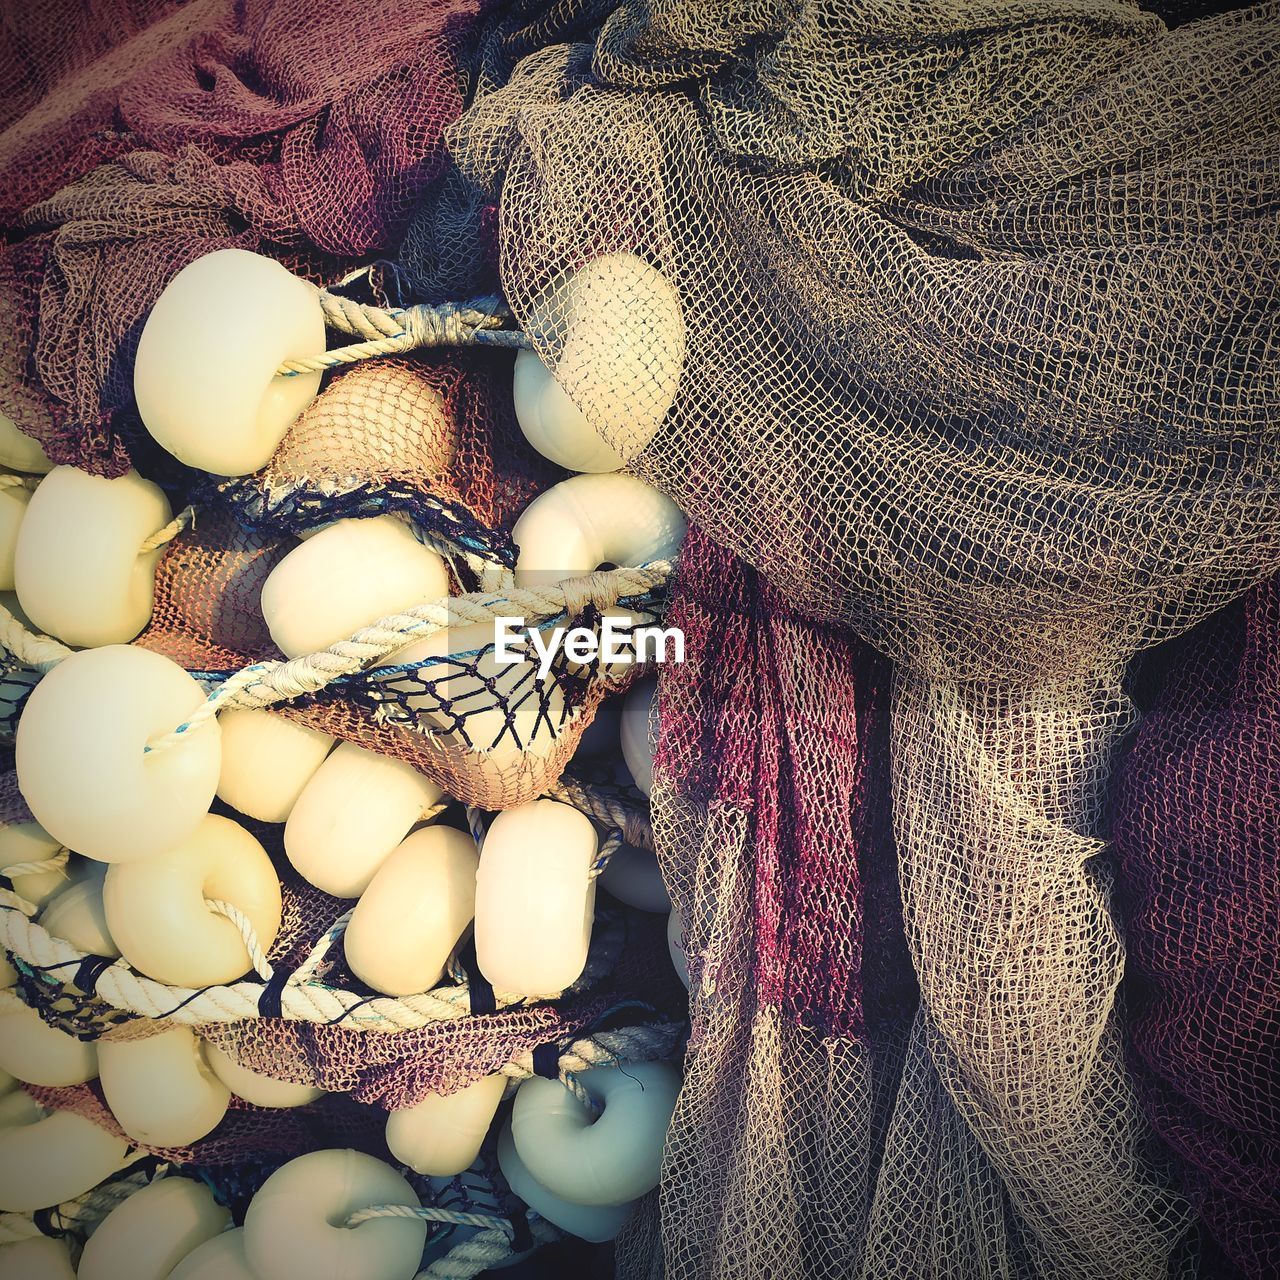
1113 575 1280 1280
410 1 1280 1277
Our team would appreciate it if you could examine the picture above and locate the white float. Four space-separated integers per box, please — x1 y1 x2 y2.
0 414 53 475
0 1236 75 1279
260 516 448 659
98 1027 229 1148
15 645 221 864
285 741 445 898
0 821 70 908
0 480 32 592
474 799 597 997
511 1061 680 1206
77 1175 231 1280
496 1124 633 1244
513 253 684 472
14 466 172 648
0 1093 128 1211
599 843 670 913
103 813 281 987
134 249 325 476
620 678 657 795
168 1227 257 1280
39 864 117 957
0 1002 96 1087
667 908 690 988
385 1073 506 1177
512 474 685 588
345 825 478 996
243 1149 427 1280
203 1042 323 1109
216 709 334 823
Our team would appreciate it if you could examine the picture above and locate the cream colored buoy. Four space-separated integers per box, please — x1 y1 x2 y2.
0 414 53 475
496 1124 633 1243
385 1073 506 1177
0 480 32 591
15 645 221 864
260 516 448 659
285 742 444 898
0 1002 96 1087
0 1235 75 1279
0 1093 128 1212
620 678 657 796
668 907 690 988
98 1027 229 1148
0 821 71 909
513 254 684 472
216 709 334 823
77 1176 231 1280
103 813 281 987
344 825 478 996
168 1227 257 1280
39 864 117 957
243 1150 427 1280
14 466 172 648
599 843 670 913
474 799 597 997
203 1042 323 1109
134 250 325 477
510 1062 680 1206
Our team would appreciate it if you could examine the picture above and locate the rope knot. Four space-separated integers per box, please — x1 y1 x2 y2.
560 570 628 621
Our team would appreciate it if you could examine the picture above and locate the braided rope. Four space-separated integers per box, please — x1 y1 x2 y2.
205 899 274 982
0 475 39 493
1 849 68 880
0 901 626 1032
0 601 72 673
277 294 530 378
139 504 195 554
144 563 670 753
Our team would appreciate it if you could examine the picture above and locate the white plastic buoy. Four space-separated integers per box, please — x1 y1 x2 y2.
667 907 690 988
510 1062 680 1206
0 822 70 908
215 709 334 823
0 480 32 591
104 813 282 987
134 249 326 476
513 253 684 472
168 1227 257 1280
474 799 597 997
260 516 448 659
0 1003 96 1087
0 1235 75 1279
285 742 445 898
14 466 172 648
203 1042 323 1109
77 1176 231 1280
385 1073 506 1177
599 843 670 913
244 1150 427 1280
345 825 478 996
0 414 53 475
620 678 657 796
98 1027 230 1148
496 1124 633 1243
39 864 117 957
0 1093 128 1212
16 645 221 864
512 474 685 587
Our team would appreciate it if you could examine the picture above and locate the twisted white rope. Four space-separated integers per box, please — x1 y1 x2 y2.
0 475 39 493
0 900 626 1032
144 563 670 753
1 849 69 880
139 504 195 554
0 602 72 673
205 899 273 982
0 1214 42 1244
277 293 529 378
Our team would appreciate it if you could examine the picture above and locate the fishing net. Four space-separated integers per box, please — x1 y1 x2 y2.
1113 575 1280 1280
416 1 1280 1276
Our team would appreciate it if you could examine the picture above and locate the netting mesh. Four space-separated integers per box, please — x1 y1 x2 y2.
1113 576 1280 1280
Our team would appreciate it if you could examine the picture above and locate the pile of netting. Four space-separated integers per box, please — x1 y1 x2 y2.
2 0 1279 1278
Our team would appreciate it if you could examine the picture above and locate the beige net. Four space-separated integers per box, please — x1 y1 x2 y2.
424 2 1280 1276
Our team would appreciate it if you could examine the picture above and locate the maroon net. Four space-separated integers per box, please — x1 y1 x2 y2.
1113 575 1280 1280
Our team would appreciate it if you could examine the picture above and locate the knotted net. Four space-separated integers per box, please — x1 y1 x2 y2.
421 1 1280 1276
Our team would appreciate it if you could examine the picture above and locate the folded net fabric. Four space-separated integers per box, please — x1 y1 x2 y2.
1114 576 1280 1280
425 1 1280 1276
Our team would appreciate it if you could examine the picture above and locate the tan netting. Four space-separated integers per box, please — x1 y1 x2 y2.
425 3 1280 1276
